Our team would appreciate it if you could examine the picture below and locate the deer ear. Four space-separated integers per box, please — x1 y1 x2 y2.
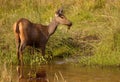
55 8 63 15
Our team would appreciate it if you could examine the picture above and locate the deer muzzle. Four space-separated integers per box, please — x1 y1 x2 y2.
67 22 72 30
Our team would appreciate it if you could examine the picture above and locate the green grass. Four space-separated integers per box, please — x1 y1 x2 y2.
0 0 120 66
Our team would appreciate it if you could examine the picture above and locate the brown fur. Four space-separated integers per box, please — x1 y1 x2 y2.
13 9 72 65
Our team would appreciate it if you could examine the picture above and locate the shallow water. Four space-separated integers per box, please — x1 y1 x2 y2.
11 59 120 82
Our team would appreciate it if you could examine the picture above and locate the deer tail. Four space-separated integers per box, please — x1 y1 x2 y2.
13 21 20 33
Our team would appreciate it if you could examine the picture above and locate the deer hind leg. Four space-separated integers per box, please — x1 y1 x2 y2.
19 41 26 66
19 42 26 78
15 34 21 65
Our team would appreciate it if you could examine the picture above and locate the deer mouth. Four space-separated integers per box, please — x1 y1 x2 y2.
67 22 72 30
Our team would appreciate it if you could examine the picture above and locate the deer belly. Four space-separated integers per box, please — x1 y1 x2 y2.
27 40 46 48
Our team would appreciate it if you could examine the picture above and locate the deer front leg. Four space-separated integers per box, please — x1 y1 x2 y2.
41 46 45 56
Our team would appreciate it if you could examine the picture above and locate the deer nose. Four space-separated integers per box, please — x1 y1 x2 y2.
68 22 72 27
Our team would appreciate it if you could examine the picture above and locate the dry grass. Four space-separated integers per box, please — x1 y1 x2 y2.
0 0 120 67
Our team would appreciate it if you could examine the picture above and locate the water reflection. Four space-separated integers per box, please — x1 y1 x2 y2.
15 64 120 82
12 56 120 82
17 65 48 82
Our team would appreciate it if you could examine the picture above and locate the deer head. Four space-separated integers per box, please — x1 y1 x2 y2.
55 9 72 29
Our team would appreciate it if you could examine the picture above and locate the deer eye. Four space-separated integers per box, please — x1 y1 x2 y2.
60 16 64 19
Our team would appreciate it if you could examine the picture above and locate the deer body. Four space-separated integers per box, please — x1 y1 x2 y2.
15 18 49 47
13 9 72 65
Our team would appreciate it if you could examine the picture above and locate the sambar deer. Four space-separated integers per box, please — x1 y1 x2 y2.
13 9 72 65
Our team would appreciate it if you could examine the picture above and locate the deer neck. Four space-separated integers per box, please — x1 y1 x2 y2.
48 18 59 36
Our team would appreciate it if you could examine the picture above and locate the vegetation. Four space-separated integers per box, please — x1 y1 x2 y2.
1 0 120 82
0 0 120 67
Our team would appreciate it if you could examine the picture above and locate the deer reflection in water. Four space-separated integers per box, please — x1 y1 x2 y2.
17 65 48 82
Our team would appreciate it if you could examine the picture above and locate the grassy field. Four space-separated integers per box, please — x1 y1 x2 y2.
0 0 120 66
